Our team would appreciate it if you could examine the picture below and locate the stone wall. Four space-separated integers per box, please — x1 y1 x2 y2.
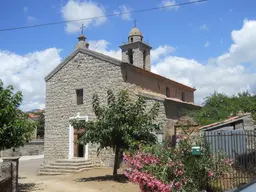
0 157 19 192
0 163 12 192
1 140 44 158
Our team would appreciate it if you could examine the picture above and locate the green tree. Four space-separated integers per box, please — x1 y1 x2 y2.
191 91 256 125
36 113 45 139
0 80 36 150
70 90 161 177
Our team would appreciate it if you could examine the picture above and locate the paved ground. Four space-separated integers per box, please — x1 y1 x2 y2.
19 159 43 177
18 159 139 192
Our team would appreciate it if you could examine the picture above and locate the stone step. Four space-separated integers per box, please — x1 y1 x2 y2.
39 167 92 174
55 159 91 164
44 164 94 170
50 162 92 167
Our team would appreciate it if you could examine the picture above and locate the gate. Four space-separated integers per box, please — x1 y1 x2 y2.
204 130 256 191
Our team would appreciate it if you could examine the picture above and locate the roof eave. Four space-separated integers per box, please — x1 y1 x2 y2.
199 114 251 131
119 41 152 49
122 62 196 91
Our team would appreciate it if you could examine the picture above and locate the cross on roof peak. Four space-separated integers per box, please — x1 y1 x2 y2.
80 24 85 35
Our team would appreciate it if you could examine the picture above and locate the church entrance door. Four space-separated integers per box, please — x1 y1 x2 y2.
73 129 85 157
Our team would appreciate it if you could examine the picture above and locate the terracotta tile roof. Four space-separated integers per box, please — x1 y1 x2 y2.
199 113 251 130
165 97 201 107
138 90 201 107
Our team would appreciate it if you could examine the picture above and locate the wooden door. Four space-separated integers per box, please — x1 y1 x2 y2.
74 129 85 157
74 130 79 157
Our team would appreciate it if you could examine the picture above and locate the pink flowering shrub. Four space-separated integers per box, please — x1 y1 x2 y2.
124 135 233 192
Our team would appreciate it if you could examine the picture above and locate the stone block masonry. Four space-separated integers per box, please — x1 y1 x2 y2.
1 139 44 158
0 157 19 192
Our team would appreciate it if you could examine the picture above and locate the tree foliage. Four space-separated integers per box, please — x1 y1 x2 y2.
191 91 256 125
36 113 45 139
70 89 161 176
0 80 36 150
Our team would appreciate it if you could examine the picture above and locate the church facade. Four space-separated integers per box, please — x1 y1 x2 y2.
43 26 200 167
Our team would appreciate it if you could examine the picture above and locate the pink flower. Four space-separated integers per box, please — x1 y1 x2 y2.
207 171 214 178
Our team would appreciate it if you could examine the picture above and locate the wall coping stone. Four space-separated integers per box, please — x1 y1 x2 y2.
2 157 20 161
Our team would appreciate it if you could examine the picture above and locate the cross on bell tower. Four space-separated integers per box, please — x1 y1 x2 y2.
119 23 152 71
133 19 137 27
76 24 89 49
80 24 85 35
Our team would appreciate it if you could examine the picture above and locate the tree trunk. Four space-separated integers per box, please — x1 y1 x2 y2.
113 146 120 178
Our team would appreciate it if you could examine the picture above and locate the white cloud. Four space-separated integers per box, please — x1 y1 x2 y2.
204 41 210 47
216 20 256 68
0 48 62 111
200 24 209 31
114 5 132 20
151 56 256 104
23 7 28 13
61 0 106 33
161 0 179 10
151 20 256 104
89 40 121 60
151 45 175 63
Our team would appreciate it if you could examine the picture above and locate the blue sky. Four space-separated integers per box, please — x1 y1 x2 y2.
1 0 255 60
0 0 256 110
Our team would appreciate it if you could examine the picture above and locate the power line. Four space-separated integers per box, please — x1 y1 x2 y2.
0 0 207 32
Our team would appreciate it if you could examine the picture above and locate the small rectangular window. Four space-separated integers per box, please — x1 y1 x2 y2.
166 87 170 98
76 89 83 105
181 92 185 101
143 50 146 69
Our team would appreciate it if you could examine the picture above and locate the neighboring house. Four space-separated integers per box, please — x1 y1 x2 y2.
200 113 256 159
43 25 200 167
28 110 45 139
199 113 255 132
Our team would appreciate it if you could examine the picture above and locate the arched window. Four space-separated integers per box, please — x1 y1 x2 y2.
143 50 146 69
166 87 170 98
181 92 185 101
131 37 133 42
128 49 133 64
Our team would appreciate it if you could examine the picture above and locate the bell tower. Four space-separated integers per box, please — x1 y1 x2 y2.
120 23 152 71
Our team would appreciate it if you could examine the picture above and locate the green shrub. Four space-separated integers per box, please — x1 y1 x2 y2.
124 135 233 191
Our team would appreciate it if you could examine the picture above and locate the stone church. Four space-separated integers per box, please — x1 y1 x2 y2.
42 25 200 172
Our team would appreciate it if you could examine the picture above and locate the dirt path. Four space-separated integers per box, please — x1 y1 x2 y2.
19 166 139 192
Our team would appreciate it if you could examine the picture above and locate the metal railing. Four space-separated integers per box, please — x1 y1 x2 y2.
203 130 256 191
